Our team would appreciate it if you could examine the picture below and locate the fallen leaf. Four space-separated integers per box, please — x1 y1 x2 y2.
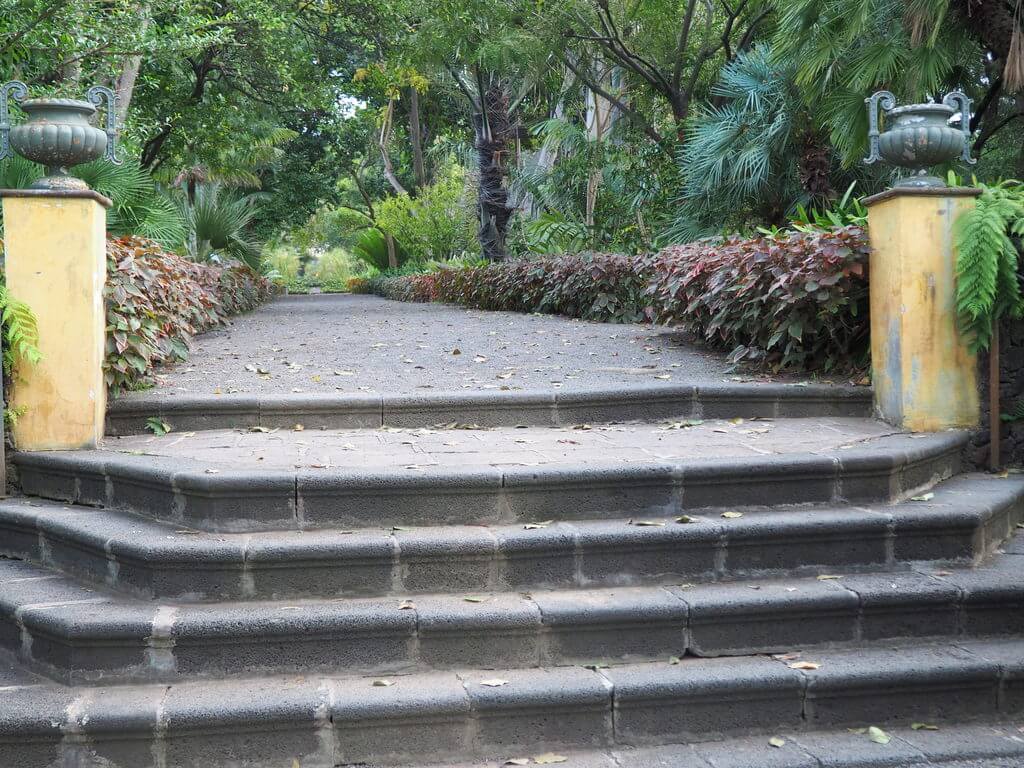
669 656 681 665
867 726 891 745
768 736 786 748
911 723 939 731
398 600 415 610
630 520 665 527
788 661 821 670
583 663 609 670
293 424 305 432
816 574 841 581
911 493 935 502
729 417 745 425
721 511 743 519
371 679 394 687
772 653 802 661
676 515 696 524
504 760 530 766
204 468 220 474
463 596 488 603
451 348 461 355
534 755 568 765
524 520 553 529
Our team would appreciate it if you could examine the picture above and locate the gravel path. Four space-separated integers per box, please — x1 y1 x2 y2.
127 294 771 399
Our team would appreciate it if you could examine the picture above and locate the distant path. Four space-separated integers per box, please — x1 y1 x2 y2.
124 294 769 398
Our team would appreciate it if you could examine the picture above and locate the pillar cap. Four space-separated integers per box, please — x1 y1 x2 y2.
0 188 112 208
863 186 981 208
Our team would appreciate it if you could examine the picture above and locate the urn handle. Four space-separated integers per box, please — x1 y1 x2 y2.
942 90 976 165
863 90 896 165
85 85 122 165
0 80 28 161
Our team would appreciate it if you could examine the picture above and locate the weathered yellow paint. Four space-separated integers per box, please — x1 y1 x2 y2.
867 189 979 431
2 194 107 450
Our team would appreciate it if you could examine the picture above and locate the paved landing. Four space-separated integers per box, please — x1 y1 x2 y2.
106 417 898 471
126 294 789 398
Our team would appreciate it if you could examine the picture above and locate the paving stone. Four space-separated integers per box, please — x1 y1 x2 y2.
604 656 803 743
681 454 838 509
331 671 471 764
791 730 928 766
493 522 578 590
840 571 961 640
170 598 417 678
802 644 1001 726
416 593 542 668
721 508 890 575
574 518 721 585
0 684 73 768
463 666 613 752
679 578 858 655
162 676 328 767
532 587 687 663
936 568 1024 637
954 639 1024 714
897 722 1024 762
693 736 817 768
396 525 497 593
245 528 395 599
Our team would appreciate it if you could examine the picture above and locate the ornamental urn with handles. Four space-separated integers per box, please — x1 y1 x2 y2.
863 90 974 187
1 81 121 191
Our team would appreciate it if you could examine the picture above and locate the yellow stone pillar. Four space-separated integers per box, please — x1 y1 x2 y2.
865 187 980 431
1 189 110 450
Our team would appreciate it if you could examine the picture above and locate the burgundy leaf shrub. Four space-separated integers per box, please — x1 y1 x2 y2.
644 226 870 371
105 235 272 393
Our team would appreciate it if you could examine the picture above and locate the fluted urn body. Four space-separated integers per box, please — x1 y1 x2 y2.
9 98 107 190
864 91 974 188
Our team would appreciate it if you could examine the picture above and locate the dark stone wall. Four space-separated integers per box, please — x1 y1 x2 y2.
970 318 1024 469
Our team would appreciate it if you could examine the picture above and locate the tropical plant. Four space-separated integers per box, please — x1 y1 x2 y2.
375 164 479 262
666 45 812 242
184 184 262 267
0 155 186 248
0 282 41 373
351 227 410 271
954 180 1024 351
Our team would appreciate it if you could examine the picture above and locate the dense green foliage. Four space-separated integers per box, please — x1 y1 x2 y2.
955 181 1024 351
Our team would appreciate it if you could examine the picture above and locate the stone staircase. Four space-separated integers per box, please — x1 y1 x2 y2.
0 384 1022 767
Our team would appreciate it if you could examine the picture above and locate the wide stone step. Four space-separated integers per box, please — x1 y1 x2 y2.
1 639 1022 767
2 546 1022 685
105 382 872 434
14 423 965 531
1 473 1020 602
418 722 1024 768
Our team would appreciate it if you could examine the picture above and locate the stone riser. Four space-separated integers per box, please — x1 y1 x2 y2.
1 640 1021 768
104 384 872 435
2 553 1022 686
0 473 1018 602
13 431 967 532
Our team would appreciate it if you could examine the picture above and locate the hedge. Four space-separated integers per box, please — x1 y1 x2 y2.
351 226 870 372
106 235 272 392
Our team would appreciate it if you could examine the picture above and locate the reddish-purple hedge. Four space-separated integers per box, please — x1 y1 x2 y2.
355 226 870 372
644 226 870 371
106 235 272 392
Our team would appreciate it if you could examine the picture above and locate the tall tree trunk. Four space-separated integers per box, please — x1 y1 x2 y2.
949 0 1022 89
408 87 427 189
114 10 150 127
379 98 407 195
474 84 513 262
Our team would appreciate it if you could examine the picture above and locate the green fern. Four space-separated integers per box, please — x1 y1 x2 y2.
0 283 42 373
954 181 1024 352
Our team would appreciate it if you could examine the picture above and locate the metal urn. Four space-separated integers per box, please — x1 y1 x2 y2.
863 90 974 188
1 81 121 191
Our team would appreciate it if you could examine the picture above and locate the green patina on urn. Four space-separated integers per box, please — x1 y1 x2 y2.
1 81 120 191
864 91 975 188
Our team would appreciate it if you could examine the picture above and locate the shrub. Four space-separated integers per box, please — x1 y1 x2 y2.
105 235 272 392
645 226 869 371
375 164 479 263
262 246 302 283
311 248 361 285
361 225 870 373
